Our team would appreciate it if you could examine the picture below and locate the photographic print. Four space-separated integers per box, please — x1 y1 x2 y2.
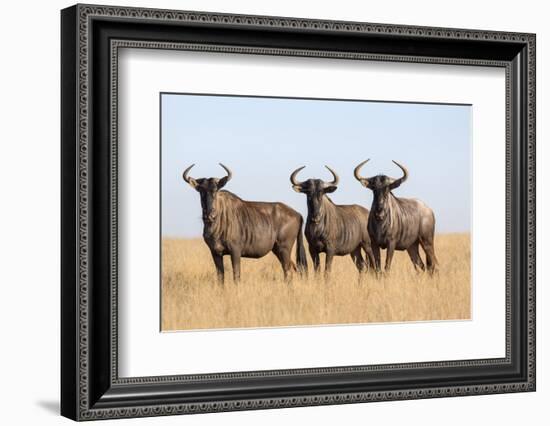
161 93 472 331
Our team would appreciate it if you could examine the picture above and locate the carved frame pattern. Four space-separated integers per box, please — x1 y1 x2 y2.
61 3 536 421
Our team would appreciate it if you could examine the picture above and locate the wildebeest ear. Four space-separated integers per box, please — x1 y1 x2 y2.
388 180 401 189
388 177 403 190
186 177 199 189
324 184 338 193
217 176 230 189
292 184 304 193
359 179 371 189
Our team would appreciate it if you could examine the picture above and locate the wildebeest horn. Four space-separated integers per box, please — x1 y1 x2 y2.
324 165 339 186
218 163 233 183
182 164 198 188
290 166 306 186
353 159 370 186
182 164 195 182
389 160 408 189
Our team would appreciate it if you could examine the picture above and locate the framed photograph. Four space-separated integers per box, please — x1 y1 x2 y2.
61 4 536 421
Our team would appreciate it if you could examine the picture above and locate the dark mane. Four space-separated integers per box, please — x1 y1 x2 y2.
323 195 336 206
219 190 244 202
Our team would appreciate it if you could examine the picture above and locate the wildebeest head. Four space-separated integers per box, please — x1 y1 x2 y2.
290 165 339 224
182 163 232 224
353 159 408 220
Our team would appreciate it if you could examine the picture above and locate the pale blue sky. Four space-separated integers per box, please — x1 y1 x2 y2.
161 93 471 238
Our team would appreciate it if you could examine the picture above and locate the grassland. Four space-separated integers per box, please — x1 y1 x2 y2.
161 234 471 331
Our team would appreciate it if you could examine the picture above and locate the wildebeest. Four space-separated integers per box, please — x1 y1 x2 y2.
353 159 437 273
182 163 307 283
290 165 375 276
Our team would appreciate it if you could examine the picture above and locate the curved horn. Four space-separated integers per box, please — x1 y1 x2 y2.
218 163 233 183
389 160 408 189
353 159 370 186
182 164 196 184
324 165 339 186
290 166 306 186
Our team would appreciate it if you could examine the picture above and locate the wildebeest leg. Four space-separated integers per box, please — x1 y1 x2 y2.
371 241 381 273
385 242 395 272
351 249 367 285
289 261 298 273
419 237 437 274
406 242 425 272
273 245 293 282
309 245 321 274
210 251 224 284
361 242 376 272
350 249 366 272
230 250 241 283
324 249 335 279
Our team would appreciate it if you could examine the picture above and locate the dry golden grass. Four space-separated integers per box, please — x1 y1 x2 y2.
161 234 471 331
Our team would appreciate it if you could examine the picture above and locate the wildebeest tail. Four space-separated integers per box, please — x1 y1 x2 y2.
296 216 308 275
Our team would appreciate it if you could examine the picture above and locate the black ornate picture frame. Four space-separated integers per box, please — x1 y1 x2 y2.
61 3 536 421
